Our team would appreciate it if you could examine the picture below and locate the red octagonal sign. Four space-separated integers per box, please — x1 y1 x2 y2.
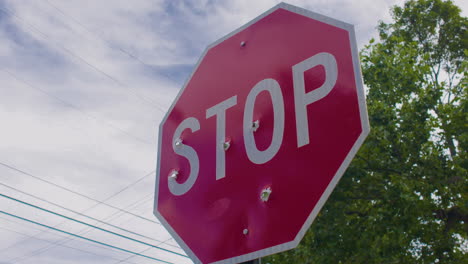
154 3 369 264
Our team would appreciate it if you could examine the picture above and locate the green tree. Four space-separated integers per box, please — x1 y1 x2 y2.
265 0 467 263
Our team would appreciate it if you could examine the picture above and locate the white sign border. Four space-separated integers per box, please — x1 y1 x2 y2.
154 2 371 264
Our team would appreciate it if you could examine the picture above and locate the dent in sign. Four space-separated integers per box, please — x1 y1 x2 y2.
168 52 338 196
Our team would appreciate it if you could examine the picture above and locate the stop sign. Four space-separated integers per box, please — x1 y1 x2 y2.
154 3 369 264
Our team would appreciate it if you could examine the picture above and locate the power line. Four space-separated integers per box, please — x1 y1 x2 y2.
0 161 160 225
0 3 184 262
100 195 154 230
0 163 176 262
0 6 167 113
0 215 117 256
0 224 141 264
43 0 181 87
0 211 176 264
1 68 153 145
0 182 179 249
113 237 174 264
3 193 155 264
11 193 162 264
0 193 186 258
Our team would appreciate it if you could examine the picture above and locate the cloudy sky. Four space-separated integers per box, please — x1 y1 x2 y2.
0 0 466 264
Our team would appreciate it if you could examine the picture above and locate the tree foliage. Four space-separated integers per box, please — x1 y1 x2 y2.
265 0 467 263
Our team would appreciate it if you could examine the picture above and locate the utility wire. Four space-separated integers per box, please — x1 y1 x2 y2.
11 193 163 264
0 182 179 249
1 68 153 146
0 6 166 113
43 0 181 87
81 194 154 234
0 70 170 257
113 236 174 264
0 164 179 263
0 211 176 264
0 3 185 261
4 193 153 264
0 193 186 258
0 224 141 264
0 161 160 225
0 215 117 256
100 195 154 230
